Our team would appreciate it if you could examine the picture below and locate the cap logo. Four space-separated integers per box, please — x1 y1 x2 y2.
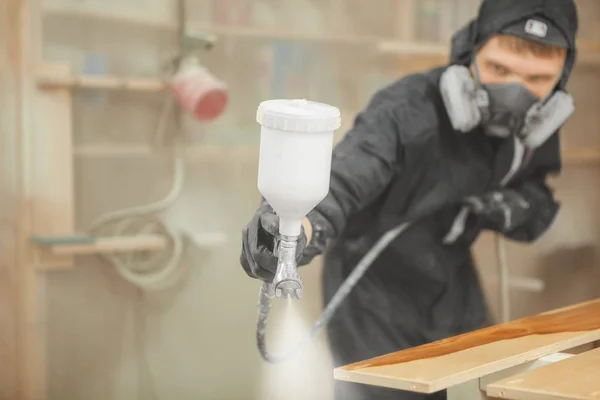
524 19 548 38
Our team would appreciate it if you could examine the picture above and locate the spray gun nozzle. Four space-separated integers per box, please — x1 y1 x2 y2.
274 281 302 300
272 236 303 301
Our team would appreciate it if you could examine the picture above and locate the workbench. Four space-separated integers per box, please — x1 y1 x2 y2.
334 299 600 400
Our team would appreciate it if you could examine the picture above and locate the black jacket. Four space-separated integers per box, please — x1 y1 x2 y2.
306 67 561 362
299 0 578 381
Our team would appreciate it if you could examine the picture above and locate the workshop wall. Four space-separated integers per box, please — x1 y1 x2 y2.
8 0 599 399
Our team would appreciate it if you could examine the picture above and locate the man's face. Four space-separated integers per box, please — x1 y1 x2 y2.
474 34 567 99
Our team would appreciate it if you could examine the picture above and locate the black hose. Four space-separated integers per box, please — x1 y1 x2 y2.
256 222 411 364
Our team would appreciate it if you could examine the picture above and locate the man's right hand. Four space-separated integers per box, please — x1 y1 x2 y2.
240 209 308 282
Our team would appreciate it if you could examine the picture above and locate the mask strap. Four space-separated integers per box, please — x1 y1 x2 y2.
469 39 488 91
470 59 491 121
471 60 483 88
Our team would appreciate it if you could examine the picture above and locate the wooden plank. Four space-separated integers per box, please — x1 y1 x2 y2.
333 299 600 394
486 347 600 400
447 353 574 400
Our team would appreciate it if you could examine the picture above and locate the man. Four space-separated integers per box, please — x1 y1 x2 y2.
240 0 579 399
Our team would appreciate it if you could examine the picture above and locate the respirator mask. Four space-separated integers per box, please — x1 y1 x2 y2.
439 62 575 149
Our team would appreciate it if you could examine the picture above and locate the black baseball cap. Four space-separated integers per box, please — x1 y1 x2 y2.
500 15 569 48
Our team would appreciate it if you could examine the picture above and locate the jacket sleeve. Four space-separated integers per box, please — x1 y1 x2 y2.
498 172 560 242
298 103 405 265
493 130 562 243
500 129 563 242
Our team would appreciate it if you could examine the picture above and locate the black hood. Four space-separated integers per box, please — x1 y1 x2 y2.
449 0 579 89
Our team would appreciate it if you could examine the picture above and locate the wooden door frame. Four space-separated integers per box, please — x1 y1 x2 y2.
1 0 47 399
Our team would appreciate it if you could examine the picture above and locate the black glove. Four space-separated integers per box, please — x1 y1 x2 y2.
464 189 531 233
240 209 308 282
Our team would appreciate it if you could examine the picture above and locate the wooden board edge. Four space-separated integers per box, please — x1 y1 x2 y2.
333 367 437 394
334 330 600 394
485 347 600 400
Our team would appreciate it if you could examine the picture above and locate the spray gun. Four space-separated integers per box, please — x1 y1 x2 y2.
256 99 341 301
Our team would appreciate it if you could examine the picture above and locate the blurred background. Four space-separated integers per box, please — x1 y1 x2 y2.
1 0 599 399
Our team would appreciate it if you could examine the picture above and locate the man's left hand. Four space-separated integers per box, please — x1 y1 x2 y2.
464 189 531 233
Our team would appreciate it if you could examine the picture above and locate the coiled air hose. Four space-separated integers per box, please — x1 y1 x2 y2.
89 96 186 291
256 222 411 364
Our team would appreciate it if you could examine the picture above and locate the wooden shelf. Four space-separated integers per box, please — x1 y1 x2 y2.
42 4 600 66
43 3 175 30
36 74 167 91
377 40 448 58
31 231 228 258
562 148 600 165
73 144 258 162
31 234 167 256
42 4 392 46
483 273 545 293
188 24 387 47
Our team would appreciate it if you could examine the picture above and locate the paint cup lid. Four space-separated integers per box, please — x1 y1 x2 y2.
256 99 341 133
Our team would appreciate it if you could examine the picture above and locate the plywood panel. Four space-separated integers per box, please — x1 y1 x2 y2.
333 299 600 394
486 347 600 400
